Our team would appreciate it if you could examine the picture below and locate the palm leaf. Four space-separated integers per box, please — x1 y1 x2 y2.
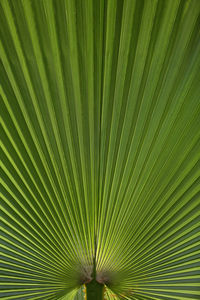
1 0 200 299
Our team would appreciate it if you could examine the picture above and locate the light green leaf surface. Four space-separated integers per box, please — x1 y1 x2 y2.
1 0 200 299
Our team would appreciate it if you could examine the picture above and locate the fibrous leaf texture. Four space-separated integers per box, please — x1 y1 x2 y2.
1 0 200 299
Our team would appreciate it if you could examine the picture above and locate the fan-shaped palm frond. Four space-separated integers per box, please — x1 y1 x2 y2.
1 0 200 299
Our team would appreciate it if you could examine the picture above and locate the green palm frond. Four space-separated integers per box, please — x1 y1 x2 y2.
1 0 200 299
